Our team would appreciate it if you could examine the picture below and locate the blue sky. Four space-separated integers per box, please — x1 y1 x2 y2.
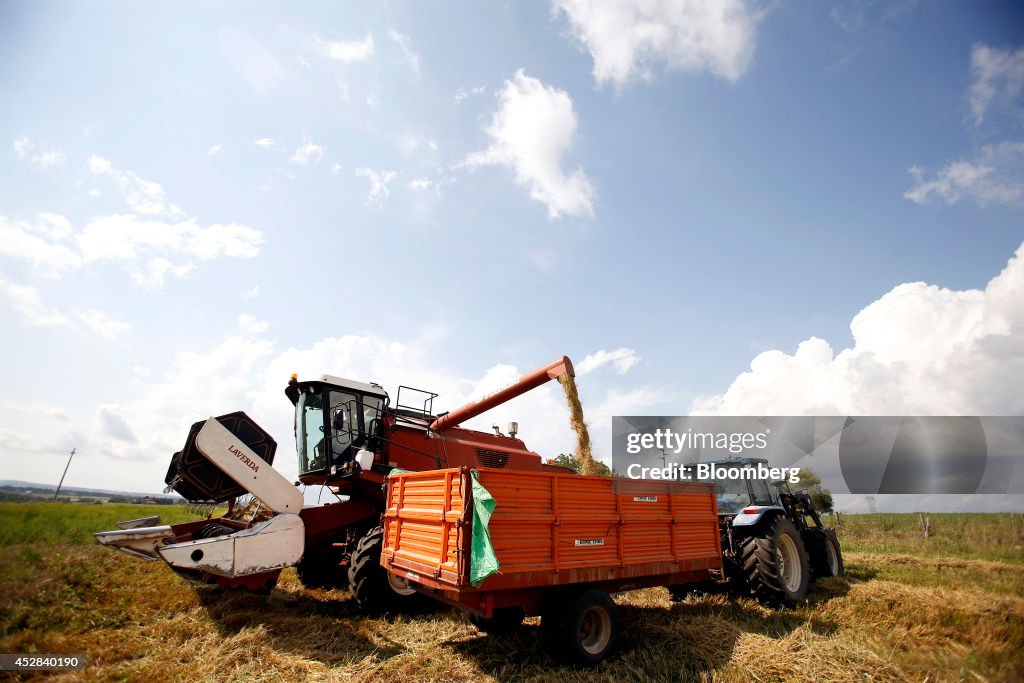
1 1 1022 511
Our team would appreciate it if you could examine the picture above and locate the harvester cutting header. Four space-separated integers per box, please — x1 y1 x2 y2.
97 356 584 612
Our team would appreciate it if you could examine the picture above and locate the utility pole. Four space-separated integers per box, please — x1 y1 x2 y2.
52 447 76 502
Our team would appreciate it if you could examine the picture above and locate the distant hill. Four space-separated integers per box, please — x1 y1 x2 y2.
0 480 183 502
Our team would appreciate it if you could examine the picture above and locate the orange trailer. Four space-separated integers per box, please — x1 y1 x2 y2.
380 467 722 664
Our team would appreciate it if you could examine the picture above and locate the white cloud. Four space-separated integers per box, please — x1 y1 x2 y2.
454 85 487 104
904 142 1024 207
74 308 131 339
289 138 324 165
577 348 641 375
238 313 269 333
331 163 343 176
355 168 397 206
254 138 275 148
969 43 1024 126
12 137 66 168
78 214 262 263
692 241 1024 416
389 29 421 75
409 178 432 191
130 257 194 288
242 285 260 301
87 155 183 216
207 144 223 156
553 0 759 87
465 70 595 218
0 215 82 275
0 279 72 327
320 33 375 63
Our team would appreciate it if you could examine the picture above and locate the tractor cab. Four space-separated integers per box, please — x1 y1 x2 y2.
286 374 388 484
682 457 787 524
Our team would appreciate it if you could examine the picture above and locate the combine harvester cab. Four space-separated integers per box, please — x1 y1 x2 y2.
95 412 304 591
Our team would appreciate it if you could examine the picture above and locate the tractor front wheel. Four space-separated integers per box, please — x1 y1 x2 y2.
740 516 810 605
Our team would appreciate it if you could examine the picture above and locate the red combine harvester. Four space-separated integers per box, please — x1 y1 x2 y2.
96 357 576 613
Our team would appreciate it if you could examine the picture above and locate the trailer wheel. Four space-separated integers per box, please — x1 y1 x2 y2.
347 527 431 615
804 528 844 579
543 589 619 666
740 515 810 605
470 607 526 636
296 543 349 589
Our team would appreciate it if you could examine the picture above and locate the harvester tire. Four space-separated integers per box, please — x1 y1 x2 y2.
347 527 431 615
296 543 348 590
470 607 526 636
740 516 810 605
542 589 619 666
804 528 844 579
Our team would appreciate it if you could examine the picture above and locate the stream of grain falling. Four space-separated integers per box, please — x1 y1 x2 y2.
557 373 597 476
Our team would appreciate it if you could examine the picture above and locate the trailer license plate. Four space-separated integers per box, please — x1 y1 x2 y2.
633 495 657 502
574 539 605 547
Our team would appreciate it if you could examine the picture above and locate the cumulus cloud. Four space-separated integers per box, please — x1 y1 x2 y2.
969 43 1024 126
454 85 486 104
0 159 263 286
289 138 324 165
238 313 269 333
355 168 397 206
904 142 1024 207
254 138 275 148
12 137 66 168
207 144 223 156
692 241 1024 416
320 33 375 63
88 155 183 216
0 279 72 327
465 70 594 218
577 348 641 375
553 0 759 87
74 309 131 339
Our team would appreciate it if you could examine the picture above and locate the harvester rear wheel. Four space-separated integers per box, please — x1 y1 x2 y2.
296 542 349 589
347 527 432 615
804 528 844 579
470 607 526 636
740 516 810 605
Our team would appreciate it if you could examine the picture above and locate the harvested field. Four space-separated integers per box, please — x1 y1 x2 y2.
1 504 1022 681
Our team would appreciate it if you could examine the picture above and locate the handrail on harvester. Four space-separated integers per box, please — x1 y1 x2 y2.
428 356 574 432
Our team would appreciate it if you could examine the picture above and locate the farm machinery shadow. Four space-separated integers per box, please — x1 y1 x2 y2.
445 585 846 680
193 585 407 668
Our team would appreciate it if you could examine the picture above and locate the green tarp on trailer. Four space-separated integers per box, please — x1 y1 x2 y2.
470 471 499 587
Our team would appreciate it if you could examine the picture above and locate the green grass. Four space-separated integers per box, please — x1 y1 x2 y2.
0 502 198 547
0 504 1022 682
828 512 1024 563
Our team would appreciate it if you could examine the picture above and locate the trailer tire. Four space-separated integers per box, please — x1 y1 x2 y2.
297 543 348 590
347 527 431 615
470 607 526 636
804 528 844 579
543 589 619 666
740 515 810 605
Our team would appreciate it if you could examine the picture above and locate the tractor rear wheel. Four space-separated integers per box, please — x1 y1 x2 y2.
470 607 526 636
347 526 432 615
740 516 810 605
296 542 348 589
541 589 619 666
804 528 845 579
